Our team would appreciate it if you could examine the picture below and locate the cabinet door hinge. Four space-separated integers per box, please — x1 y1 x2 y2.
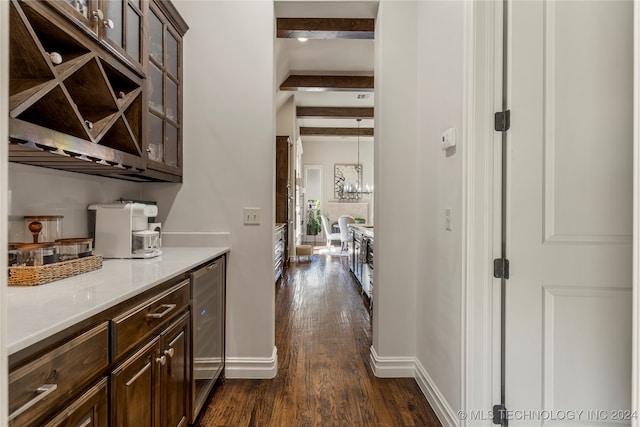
493 258 510 280
493 404 508 425
494 110 511 132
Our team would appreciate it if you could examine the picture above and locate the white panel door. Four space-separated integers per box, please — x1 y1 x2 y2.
506 1 633 424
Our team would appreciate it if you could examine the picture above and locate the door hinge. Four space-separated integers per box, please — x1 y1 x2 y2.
493 258 510 279
492 404 508 425
494 110 511 132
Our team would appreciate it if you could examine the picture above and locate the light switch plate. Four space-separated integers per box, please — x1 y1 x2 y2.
445 208 452 231
244 208 261 225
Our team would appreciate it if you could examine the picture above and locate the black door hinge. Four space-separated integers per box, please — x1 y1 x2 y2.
494 110 511 132
493 258 510 279
493 404 508 425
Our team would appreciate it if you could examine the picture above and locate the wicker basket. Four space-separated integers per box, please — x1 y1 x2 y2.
8 254 103 286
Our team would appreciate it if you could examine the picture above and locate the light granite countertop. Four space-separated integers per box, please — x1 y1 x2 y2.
7 246 229 355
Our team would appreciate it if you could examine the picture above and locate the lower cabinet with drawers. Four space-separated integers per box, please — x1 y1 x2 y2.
8 254 226 427
9 322 110 427
42 377 109 427
110 280 190 427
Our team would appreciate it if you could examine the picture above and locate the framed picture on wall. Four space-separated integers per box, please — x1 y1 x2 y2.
334 164 362 199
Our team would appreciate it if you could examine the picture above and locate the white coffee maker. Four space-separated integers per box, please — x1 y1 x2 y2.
89 203 162 259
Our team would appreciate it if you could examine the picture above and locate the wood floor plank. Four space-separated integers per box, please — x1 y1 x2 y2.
196 253 441 427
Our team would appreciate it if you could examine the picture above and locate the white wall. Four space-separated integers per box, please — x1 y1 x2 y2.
415 0 466 417
8 164 142 242
373 0 467 421
301 138 373 219
276 96 295 138
142 0 277 376
372 0 418 365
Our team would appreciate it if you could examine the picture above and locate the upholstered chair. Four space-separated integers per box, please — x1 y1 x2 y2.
320 214 341 247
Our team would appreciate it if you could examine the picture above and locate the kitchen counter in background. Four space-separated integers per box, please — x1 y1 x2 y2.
7 246 229 355
348 224 374 308
349 223 374 239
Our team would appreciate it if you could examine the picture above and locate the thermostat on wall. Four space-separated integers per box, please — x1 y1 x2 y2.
441 128 456 150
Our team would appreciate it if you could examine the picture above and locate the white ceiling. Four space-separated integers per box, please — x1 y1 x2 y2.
281 38 374 75
275 1 377 143
274 1 379 19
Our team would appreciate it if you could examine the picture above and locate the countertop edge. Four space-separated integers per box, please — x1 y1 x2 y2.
8 246 230 355
348 223 374 238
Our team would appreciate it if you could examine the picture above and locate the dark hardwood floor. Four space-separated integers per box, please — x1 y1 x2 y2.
196 251 441 427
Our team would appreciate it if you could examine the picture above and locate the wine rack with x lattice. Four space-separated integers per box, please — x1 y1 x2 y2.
8 0 155 180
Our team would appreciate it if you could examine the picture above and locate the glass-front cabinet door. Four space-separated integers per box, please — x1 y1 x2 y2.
46 0 100 35
101 0 144 69
146 0 186 180
46 0 145 71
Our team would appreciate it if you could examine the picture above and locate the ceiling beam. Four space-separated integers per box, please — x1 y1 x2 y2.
280 75 374 92
300 127 374 137
297 107 374 119
277 18 374 40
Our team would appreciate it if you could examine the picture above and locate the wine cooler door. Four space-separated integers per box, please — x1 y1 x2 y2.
190 256 225 422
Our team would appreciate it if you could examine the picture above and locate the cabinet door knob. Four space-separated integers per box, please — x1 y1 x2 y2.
164 347 175 358
92 9 104 20
156 355 167 366
103 19 115 29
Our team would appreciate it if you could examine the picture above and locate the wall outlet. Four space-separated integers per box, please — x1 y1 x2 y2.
244 208 261 225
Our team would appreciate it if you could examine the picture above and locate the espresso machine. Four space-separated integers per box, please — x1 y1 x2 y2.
89 203 162 259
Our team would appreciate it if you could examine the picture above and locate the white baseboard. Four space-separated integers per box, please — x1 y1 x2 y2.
370 347 458 426
224 346 278 379
414 359 459 427
369 345 415 378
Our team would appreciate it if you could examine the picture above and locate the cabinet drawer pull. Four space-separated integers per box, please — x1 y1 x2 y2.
164 347 175 358
147 304 176 319
156 355 167 366
206 262 217 271
9 384 57 421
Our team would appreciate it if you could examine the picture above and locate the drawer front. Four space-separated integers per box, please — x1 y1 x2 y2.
9 322 109 426
43 377 108 427
112 279 190 359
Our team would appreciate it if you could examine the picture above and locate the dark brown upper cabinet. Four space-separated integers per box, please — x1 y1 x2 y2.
100 0 145 69
8 0 187 182
43 0 145 73
145 0 188 181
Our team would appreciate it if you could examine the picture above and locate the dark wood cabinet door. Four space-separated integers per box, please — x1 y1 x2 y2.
275 136 290 224
110 337 161 427
160 312 190 427
43 378 108 427
146 0 187 181
100 0 144 68
45 0 100 36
